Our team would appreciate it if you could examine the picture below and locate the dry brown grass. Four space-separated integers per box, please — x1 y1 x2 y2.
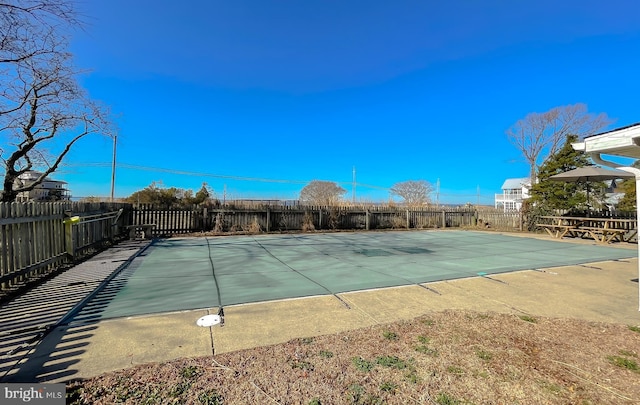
242 217 262 234
67 310 640 404
302 212 316 232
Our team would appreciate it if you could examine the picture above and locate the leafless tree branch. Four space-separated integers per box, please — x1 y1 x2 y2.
300 181 346 206
0 1 111 202
506 103 613 185
390 180 433 207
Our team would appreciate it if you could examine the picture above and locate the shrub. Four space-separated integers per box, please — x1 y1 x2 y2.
389 216 407 229
328 208 343 229
213 213 225 232
302 212 316 232
243 217 262 234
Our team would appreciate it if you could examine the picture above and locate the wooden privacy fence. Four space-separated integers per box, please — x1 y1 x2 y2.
132 206 199 235
132 205 486 235
475 210 523 230
0 202 131 294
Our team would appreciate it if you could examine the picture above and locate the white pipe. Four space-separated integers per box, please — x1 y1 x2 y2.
590 153 640 311
590 153 623 169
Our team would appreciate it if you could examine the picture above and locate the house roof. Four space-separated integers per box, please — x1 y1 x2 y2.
18 170 67 184
501 178 530 190
573 122 640 159
587 122 640 138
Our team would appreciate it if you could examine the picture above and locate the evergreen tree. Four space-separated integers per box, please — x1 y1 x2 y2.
615 160 640 211
616 179 636 211
528 134 596 210
194 183 212 205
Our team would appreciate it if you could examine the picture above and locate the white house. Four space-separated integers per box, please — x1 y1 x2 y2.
495 178 531 212
14 171 70 202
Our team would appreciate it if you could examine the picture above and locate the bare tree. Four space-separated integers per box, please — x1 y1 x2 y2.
1 0 110 202
299 180 346 205
390 180 433 207
506 103 611 185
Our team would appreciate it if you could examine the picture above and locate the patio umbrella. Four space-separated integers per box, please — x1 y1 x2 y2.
549 166 634 210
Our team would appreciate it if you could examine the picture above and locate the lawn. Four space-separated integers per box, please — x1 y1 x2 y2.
67 309 640 404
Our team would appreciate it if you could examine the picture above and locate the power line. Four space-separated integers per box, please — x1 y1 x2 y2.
64 162 497 202
64 162 392 191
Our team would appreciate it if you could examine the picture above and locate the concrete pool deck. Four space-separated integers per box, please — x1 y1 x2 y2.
2 230 640 383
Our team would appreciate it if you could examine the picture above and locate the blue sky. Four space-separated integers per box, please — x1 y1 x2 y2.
56 0 640 204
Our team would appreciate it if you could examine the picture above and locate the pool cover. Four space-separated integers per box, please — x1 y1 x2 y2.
94 231 636 319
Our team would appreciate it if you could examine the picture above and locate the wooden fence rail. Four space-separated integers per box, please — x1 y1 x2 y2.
0 202 131 295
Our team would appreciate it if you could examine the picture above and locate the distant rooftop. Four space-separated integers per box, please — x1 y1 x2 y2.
501 178 530 190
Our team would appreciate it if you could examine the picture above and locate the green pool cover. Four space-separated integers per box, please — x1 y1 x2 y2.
93 231 636 319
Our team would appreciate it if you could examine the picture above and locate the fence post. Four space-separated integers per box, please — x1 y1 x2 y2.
63 214 80 261
519 210 524 231
441 211 446 228
202 207 208 231
406 210 410 229
366 210 370 230
266 207 270 233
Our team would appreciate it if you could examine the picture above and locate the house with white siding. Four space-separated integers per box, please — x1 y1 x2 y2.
14 171 70 201
494 178 530 212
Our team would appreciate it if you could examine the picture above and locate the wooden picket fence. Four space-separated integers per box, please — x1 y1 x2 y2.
138 205 632 235
132 204 487 236
0 201 131 296
132 206 198 235
475 209 523 230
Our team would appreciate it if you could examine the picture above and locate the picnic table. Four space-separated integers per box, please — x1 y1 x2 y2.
537 216 637 244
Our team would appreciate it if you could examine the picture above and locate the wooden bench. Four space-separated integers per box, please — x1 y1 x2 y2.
536 224 580 239
575 226 627 244
125 224 155 240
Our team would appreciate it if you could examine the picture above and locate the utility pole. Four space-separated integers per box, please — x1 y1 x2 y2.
110 134 117 202
352 166 356 203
